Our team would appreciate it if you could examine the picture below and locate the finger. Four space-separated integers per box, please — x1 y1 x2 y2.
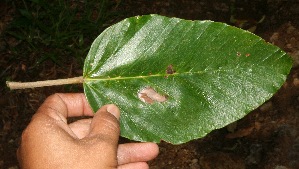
37 93 94 121
79 105 120 167
31 93 94 139
117 142 159 165
87 104 120 144
118 162 149 169
69 119 92 139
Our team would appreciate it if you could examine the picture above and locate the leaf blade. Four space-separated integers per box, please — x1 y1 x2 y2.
83 14 292 144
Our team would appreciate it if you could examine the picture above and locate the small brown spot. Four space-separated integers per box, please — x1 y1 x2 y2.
236 52 241 56
166 64 176 75
138 87 167 104
245 53 250 57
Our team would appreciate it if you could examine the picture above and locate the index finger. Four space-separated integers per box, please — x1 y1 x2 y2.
37 93 94 119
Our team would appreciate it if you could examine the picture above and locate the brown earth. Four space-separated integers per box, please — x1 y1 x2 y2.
1 0 299 169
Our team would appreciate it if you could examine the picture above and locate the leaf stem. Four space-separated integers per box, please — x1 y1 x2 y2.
6 76 84 90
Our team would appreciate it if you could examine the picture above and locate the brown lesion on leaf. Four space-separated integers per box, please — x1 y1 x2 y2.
166 64 176 75
138 87 167 104
236 52 241 56
165 64 176 78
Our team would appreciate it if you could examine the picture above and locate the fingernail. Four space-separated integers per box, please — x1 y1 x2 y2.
107 104 120 120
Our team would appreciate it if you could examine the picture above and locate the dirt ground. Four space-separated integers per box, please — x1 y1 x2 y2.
1 0 299 169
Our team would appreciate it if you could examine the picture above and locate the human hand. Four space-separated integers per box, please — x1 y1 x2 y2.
17 93 159 169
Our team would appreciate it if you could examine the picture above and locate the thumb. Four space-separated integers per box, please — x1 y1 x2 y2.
87 104 120 145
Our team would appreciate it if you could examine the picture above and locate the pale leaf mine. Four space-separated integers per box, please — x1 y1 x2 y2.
138 87 167 104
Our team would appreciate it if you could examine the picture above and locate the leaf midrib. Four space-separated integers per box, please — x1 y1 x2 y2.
83 68 244 82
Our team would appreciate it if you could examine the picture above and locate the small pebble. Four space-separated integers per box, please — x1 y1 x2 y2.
191 158 198 164
293 78 299 86
275 166 288 169
8 166 19 169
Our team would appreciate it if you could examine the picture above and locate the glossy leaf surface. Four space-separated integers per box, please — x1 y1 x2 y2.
83 14 292 144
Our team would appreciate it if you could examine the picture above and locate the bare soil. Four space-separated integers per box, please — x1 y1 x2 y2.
1 0 299 169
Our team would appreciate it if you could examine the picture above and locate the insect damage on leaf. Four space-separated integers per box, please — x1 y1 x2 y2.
138 87 167 104
166 64 176 75
165 64 176 78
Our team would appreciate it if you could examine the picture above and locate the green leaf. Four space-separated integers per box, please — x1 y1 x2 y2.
83 14 292 144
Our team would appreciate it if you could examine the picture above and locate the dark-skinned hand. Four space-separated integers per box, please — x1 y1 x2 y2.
17 93 159 169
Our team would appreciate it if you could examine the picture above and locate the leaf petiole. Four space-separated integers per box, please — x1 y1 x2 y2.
6 76 83 90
